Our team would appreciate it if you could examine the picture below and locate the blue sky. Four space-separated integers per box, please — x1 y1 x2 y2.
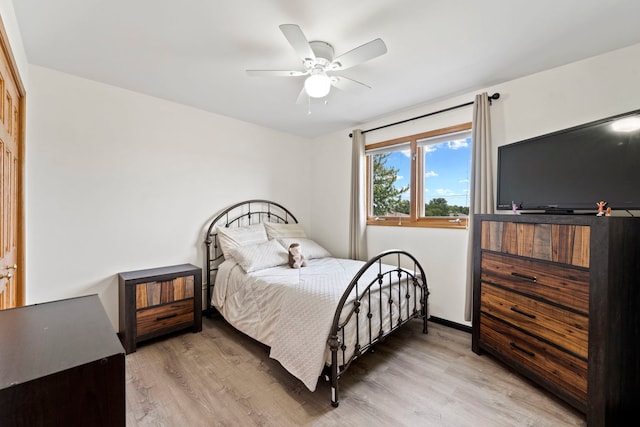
386 137 471 207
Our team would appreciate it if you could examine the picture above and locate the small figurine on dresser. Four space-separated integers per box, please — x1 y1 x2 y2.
596 200 607 216
511 201 520 215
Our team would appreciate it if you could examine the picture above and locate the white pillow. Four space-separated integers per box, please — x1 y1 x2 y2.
216 223 268 259
278 237 332 260
229 239 289 273
264 222 307 239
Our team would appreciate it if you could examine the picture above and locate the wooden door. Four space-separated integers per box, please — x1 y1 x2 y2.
0 17 25 309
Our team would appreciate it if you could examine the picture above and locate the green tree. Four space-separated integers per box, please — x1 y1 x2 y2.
396 199 410 215
424 197 450 216
450 204 469 215
372 153 409 216
424 198 470 216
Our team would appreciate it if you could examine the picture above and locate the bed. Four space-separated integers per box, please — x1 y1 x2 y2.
204 200 429 406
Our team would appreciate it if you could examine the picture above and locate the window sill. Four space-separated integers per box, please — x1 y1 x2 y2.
367 217 468 229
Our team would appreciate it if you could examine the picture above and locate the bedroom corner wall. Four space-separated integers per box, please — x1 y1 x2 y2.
309 42 640 327
25 65 312 330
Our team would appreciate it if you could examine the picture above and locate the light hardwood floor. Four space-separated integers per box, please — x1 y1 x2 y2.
125 317 586 426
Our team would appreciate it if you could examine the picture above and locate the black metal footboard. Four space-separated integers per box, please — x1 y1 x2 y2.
326 250 429 407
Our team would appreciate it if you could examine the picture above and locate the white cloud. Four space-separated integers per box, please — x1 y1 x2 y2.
424 145 437 153
447 139 469 150
425 170 438 178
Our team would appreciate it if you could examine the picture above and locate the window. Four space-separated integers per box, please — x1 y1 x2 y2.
366 123 472 229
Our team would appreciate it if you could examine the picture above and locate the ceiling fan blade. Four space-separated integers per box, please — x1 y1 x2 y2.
279 24 316 62
330 38 387 70
330 75 371 93
295 87 308 104
246 70 307 77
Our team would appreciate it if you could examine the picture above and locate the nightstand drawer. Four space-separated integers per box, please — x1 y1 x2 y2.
480 314 587 405
136 300 194 338
481 252 589 313
480 284 588 358
136 276 195 309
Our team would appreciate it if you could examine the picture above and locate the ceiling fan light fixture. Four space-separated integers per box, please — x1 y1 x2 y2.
611 116 640 132
304 72 331 98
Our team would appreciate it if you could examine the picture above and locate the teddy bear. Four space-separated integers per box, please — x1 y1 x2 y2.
288 243 307 269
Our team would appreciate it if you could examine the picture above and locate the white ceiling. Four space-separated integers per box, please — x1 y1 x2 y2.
13 0 640 138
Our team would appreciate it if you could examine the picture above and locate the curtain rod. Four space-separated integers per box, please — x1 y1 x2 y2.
349 92 500 138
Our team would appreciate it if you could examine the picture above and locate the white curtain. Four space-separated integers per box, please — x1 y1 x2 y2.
349 129 367 260
464 93 495 321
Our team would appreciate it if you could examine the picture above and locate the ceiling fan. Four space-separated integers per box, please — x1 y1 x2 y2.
246 24 387 103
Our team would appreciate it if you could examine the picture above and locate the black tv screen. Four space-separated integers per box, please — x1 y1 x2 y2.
497 109 640 212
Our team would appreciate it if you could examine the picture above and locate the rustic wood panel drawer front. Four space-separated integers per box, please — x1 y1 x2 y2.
137 300 194 338
481 252 589 313
480 314 587 404
481 221 590 267
119 264 202 354
135 276 195 309
480 284 588 358
472 214 640 426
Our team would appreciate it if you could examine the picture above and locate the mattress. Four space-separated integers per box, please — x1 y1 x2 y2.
212 257 420 391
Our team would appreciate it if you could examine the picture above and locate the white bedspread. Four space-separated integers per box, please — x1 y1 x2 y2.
212 257 414 391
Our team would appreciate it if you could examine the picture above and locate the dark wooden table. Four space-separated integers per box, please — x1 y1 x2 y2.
0 294 125 426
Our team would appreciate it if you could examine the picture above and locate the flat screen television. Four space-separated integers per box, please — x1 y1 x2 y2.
497 109 640 213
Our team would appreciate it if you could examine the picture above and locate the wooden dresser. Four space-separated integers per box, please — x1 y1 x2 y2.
0 295 125 426
119 263 202 354
472 214 640 426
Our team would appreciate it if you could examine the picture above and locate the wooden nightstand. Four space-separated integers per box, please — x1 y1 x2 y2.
118 263 202 354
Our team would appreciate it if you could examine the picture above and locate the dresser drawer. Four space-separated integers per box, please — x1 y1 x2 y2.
481 221 590 267
136 300 194 338
480 283 588 358
481 252 589 313
480 314 587 405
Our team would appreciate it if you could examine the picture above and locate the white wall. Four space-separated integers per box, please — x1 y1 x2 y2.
310 42 640 326
25 66 311 329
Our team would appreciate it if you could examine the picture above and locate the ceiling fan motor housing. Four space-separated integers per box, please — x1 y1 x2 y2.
308 41 334 67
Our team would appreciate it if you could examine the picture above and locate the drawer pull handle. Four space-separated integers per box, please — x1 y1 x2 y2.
510 342 535 357
157 313 178 321
510 307 536 319
511 272 537 282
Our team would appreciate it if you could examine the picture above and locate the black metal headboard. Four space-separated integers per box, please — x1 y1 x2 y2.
204 199 298 315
